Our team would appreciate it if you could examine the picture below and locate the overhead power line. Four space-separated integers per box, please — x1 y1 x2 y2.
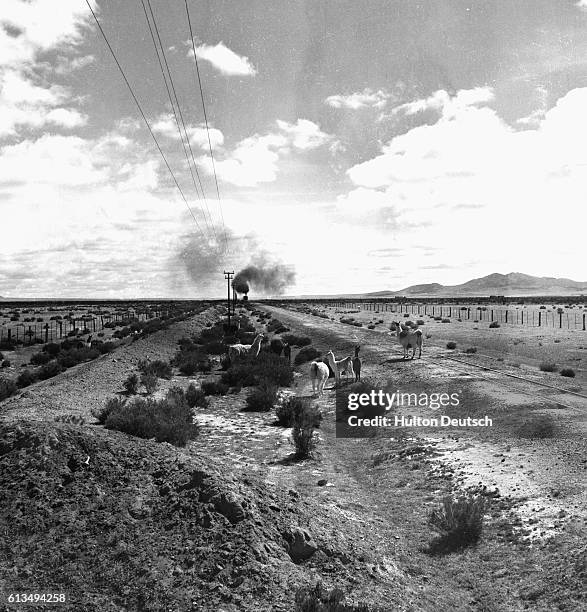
143 0 218 244
84 0 208 243
184 0 228 253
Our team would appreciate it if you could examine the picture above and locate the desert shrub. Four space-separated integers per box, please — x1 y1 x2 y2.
367 324 376 329
141 373 159 394
464 347 477 355
276 396 322 428
123 373 140 395
175 349 210 376
97 341 116 354
416 320 425 325
30 351 51 366
294 346 321 366
43 343 61 357
244 382 278 412
221 352 293 388
1 359 10 368
539 361 558 373
37 360 63 380
185 383 208 408
195 324 224 343
441 318 451 323
177 336 195 351
560 368 576 378
92 396 126 424
0 377 17 401
57 347 100 368
291 401 320 459
446 342 457 350
282 334 312 347
104 388 198 446
518 414 556 439
427 494 486 553
201 380 229 396
489 321 500 328
270 338 284 354
267 319 288 334
0 341 16 352
138 359 172 379
16 369 37 388
205 340 228 355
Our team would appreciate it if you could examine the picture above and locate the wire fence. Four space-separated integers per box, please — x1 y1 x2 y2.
323 301 587 331
0 309 169 345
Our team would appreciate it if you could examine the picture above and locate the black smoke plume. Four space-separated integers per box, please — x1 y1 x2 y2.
170 228 295 297
232 260 296 295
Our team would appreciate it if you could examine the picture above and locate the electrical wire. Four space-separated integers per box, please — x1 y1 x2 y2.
144 0 219 244
84 0 208 242
184 0 228 253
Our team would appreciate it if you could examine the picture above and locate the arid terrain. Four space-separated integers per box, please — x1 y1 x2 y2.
1 301 585 611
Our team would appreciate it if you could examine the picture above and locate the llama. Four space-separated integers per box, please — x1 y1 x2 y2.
390 321 422 359
310 361 329 396
326 350 355 387
283 343 291 364
352 345 361 381
228 333 264 362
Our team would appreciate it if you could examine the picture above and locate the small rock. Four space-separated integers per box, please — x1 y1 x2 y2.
284 526 318 563
317 479 328 486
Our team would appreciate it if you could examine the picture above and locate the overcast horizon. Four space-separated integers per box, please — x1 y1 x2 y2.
2 0 587 299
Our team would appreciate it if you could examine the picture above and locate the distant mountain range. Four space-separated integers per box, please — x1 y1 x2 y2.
364 273 587 297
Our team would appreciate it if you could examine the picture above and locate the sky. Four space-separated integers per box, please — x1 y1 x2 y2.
1 0 587 298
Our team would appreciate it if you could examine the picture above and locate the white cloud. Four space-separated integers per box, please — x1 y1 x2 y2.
341 87 587 282
0 0 93 68
576 0 587 8
152 114 224 148
275 119 331 150
390 87 494 118
53 54 95 75
325 88 392 110
0 71 85 135
0 1 93 137
199 119 332 186
192 41 257 76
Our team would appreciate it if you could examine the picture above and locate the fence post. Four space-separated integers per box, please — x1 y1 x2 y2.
538 311 541 327
583 313 586 331
505 311 508 324
559 312 563 329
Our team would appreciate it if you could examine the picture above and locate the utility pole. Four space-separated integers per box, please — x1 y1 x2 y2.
223 271 234 329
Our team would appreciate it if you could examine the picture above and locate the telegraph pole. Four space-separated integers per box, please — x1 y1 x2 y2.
223 271 234 329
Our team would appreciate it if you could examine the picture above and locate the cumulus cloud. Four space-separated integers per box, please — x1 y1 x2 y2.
191 41 257 76
325 88 392 110
198 119 333 187
0 1 92 136
152 114 224 149
341 86 587 280
389 87 494 119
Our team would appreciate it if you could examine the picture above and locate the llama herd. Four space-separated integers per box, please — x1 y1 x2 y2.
228 319 422 397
